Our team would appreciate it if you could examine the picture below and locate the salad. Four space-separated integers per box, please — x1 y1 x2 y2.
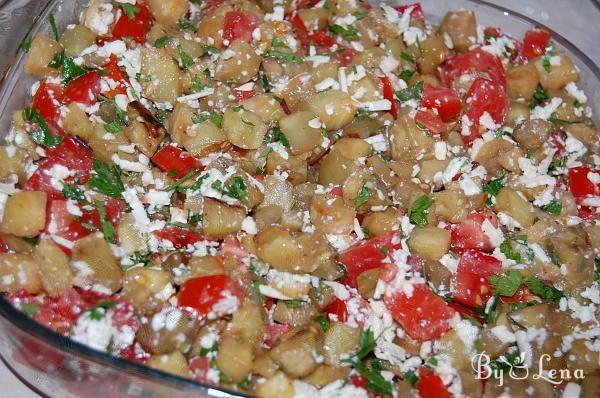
0 0 598 397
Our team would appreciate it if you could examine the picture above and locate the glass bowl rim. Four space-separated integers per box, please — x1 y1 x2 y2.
0 0 597 396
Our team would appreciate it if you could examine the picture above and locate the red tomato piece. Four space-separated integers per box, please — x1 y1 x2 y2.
379 76 398 119
328 186 344 197
189 356 215 384
333 47 357 67
448 302 484 323
521 29 551 61
338 231 401 288
483 27 501 40
24 137 94 199
324 298 348 322
568 167 600 201
384 284 456 340
120 344 149 364
46 200 91 249
32 82 64 125
441 48 506 87
290 14 310 47
112 1 154 43
310 29 337 47
102 54 129 98
153 227 204 248
415 109 446 135
178 275 242 318
462 77 508 144
420 83 462 122
62 71 102 106
350 375 384 398
151 145 201 179
394 3 425 24
417 367 452 398
232 88 256 102
450 211 499 252
452 250 502 307
222 11 260 43
264 322 293 348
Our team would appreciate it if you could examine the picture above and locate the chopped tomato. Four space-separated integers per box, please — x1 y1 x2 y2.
394 3 425 24
420 84 462 122
380 76 398 119
310 29 337 47
452 250 502 307
417 366 451 398
232 88 256 102
112 1 154 43
568 166 600 201
290 14 310 47
334 47 357 67
189 356 215 384
324 298 348 322
178 275 243 318
62 71 102 106
521 29 551 61
462 77 508 144
0 236 10 253
32 82 64 125
222 11 260 43
549 130 565 157
120 344 149 364
483 27 501 40
338 231 401 288
264 322 293 348
350 375 384 398
384 284 456 340
450 211 499 252
101 54 129 98
441 48 506 87
328 186 344 197
153 227 204 248
151 145 201 179
24 137 94 199
415 109 446 135
449 302 484 323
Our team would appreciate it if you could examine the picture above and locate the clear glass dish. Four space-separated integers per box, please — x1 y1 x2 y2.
0 0 597 397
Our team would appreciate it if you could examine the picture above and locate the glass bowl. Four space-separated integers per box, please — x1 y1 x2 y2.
0 1 597 397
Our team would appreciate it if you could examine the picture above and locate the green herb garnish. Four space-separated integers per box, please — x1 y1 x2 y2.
22 107 63 147
409 195 434 226
264 49 304 64
540 200 562 215
88 160 125 199
355 180 372 207
330 24 359 41
120 3 141 19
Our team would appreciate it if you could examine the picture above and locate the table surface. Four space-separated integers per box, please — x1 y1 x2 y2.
1 0 599 397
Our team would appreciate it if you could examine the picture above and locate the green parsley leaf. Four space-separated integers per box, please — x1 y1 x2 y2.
484 295 501 324
483 175 505 205
532 87 548 102
21 303 41 317
131 251 152 267
404 370 419 386
95 200 116 244
88 160 125 199
261 73 273 92
488 269 523 297
523 276 564 302
548 117 582 125
22 107 63 147
177 45 194 71
199 342 218 357
356 329 376 360
49 14 59 41
595 258 600 281
400 51 415 64
330 24 359 41
489 352 523 375
541 44 553 73
202 45 220 54
21 237 39 246
48 52 88 84
88 301 117 321
241 118 255 126
154 36 171 48
20 37 32 53
284 299 303 308
540 200 562 215
178 19 197 32
164 168 199 192
271 37 288 48
353 360 393 396
500 240 521 263
355 180 372 207
399 69 415 83
120 3 141 19
192 112 223 128
264 49 304 65
409 195 434 226
62 183 87 203
211 176 248 203
104 120 124 134
271 128 290 147
353 10 368 20
395 80 424 102
315 315 330 331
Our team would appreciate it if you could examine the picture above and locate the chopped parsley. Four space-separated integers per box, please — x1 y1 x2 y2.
330 24 359 41
399 69 415 83
400 51 415 64
154 36 171 48
20 37 32 53
49 14 59 41
164 168 199 192
355 329 376 359
483 175 505 205
203 45 220 54
395 80 424 102
284 299 303 308
264 49 304 65
177 45 194 71
270 128 290 147
22 107 63 147
120 3 141 19
211 176 248 203
21 303 41 317
104 120 124 134
88 160 125 199
499 240 521 263
62 183 87 203
271 37 288 48
355 180 372 207
178 19 197 32
409 195 434 226
541 44 553 73
315 315 330 331
48 51 88 85
488 269 523 297
540 200 562 215
88 301 117 320
192 112 223 128
95 200 116 244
